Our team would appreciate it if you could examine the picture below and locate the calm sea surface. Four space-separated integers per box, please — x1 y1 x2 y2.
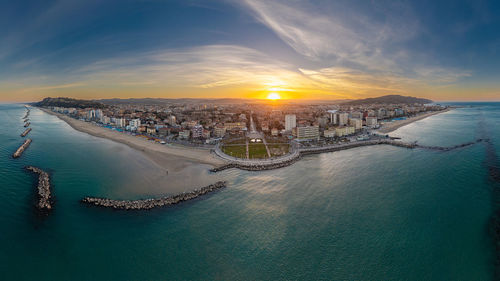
0 103 499 280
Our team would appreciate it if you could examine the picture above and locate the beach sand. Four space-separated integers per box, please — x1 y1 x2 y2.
376 108 451 134
40 108 227 194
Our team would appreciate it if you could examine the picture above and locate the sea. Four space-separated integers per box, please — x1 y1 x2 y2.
0 103 499 280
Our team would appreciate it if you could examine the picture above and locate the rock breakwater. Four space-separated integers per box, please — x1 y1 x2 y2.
24 122 30 128
25 166 52 211
81 181 227 210
12 139 32 158
20 128 32 137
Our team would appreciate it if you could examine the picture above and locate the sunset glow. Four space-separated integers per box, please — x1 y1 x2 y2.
1 1 500 102
267 93 281 100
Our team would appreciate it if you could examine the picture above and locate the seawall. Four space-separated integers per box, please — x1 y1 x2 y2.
212 139 487 172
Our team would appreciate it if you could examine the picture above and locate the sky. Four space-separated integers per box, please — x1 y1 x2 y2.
1 0 500 102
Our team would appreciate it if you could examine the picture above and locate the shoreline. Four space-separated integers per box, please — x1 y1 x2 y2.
39 107 225 167
376 108 452 134
39 107 226 193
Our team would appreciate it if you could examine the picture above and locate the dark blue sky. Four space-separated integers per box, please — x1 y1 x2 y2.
1 0 500 101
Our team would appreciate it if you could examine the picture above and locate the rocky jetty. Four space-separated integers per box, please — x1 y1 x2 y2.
12 139 32 158
20 128 32 137
24 122 30 128
25 166 52 211
210 157 301 172
417 139 487 151
81 181 227 210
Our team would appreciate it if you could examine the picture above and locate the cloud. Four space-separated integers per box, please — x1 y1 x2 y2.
238 0 418 72
75 45 314 90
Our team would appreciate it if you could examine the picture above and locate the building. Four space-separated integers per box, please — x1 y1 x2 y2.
116 118 126 128
271 128 279 136
338 113 349 126
129 119 141 128
202 129 211 139
224 122 245 130
191 125 204 138
167 115 176 126
349 118 363 130
327 110 338 124
179 130 190 140
366 117 378 128
334 126 355 137
147 127 156 135
323 128 336 138
285 114 296 131
213 125 226 138
294 126 319 140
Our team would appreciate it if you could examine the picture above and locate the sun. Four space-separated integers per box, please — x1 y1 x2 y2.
267 92 281 100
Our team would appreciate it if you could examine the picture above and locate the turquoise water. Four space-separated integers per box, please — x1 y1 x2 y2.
0 103 499 280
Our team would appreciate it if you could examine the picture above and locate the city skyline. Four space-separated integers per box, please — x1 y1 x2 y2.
2 0 500 102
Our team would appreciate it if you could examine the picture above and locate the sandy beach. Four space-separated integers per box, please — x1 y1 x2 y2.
40 107 227 194
376 108 451 134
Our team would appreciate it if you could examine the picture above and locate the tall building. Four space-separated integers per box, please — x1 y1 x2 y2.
338 113 349 126
285 114 296 131
328 110 338 124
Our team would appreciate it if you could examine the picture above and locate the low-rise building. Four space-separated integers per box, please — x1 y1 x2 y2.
179 130 190 140
293 125 319 140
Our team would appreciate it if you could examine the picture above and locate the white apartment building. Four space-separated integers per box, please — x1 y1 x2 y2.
285 114 296 131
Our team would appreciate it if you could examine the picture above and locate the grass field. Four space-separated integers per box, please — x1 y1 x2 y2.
223 138 247 145
248 143 269 159
267 144 290 157
221 145 247 158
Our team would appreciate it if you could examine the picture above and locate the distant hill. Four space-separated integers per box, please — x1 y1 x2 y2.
34 97 107 109
344 95 432 105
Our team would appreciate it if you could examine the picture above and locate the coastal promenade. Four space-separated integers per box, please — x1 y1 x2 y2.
213 138 487 172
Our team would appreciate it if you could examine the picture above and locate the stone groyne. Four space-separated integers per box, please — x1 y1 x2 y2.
25 166 52 211
210 157 301 172
20 128 32 137
81 181 227 210
417 139 487 151
24 122 30 128
12 139 32 158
